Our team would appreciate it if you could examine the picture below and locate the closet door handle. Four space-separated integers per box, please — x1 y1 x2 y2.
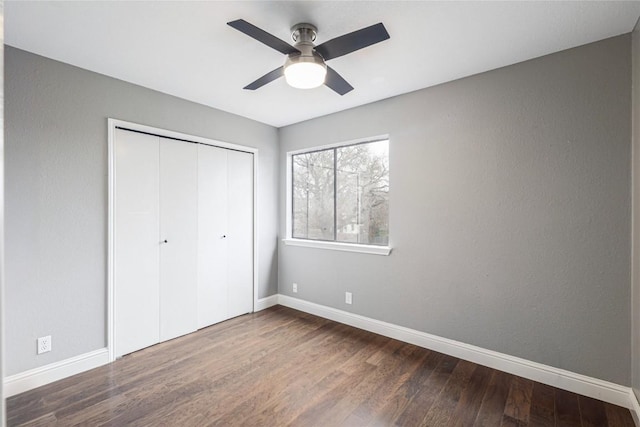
161 239 168 244
222 235 227 239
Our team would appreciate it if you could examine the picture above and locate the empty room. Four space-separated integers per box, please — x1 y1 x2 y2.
3 1 640 425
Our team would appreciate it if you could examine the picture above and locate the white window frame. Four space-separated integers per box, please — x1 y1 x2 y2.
283 135 391 256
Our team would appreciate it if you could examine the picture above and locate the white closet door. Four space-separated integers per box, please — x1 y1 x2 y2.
227 150 254 318
159 138 198 341
197 145 229 328
114 129 160 357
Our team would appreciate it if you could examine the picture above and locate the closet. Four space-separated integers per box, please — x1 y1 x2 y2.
113 128 254 358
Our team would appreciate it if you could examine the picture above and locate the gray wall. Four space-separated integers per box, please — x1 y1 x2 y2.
279 35 631 385
1 2 5 423
632 18 640 400
5 46 279 375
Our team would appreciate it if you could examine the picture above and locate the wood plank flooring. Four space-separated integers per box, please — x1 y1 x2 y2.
7 306 636 426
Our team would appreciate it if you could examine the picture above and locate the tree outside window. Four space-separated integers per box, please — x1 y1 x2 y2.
292 139 389 246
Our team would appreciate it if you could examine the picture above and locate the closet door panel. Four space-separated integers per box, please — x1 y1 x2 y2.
114 129 160 357
159 138 198 341
197 145 229 328
227 150 254 318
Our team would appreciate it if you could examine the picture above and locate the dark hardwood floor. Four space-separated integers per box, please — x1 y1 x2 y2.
7 306 636 426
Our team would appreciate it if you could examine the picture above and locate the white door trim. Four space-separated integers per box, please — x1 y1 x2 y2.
107 118 259 362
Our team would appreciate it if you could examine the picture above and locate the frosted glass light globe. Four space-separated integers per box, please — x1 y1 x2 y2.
284 61 327 89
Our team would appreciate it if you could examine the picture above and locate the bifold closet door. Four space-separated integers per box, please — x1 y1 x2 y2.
115 130 198 357
226 150 254 318
197 145 228 327
114 129 160 357
197 145 254 328
159 138 198 341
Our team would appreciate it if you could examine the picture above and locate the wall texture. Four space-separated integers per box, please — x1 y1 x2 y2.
632 19 640 400
279 35 631 385
5 46 279 375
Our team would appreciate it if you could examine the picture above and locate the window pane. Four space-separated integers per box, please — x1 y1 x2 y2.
336 140 389 245
292 150 335 240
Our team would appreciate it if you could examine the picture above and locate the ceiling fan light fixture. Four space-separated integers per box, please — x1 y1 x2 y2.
284 54 327 89
228 19 388 95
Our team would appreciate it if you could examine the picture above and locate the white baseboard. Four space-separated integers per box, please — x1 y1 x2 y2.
255 294 279 311
3 294 276 398
277 294 634 410
4 348 110 397
5 300 637 420
630 389 640 426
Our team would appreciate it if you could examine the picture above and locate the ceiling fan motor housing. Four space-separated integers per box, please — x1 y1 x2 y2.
285 23 326 70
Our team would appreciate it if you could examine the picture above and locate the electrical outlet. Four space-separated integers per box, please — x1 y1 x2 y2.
293 283 298 293
345 292 353 305
37 335 51 354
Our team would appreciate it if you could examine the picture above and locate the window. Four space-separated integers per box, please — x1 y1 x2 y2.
290 139 389 249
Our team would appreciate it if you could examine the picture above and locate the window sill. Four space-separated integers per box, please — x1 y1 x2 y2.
282 238 392 256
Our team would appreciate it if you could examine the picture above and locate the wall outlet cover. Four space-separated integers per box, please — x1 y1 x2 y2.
293 283 298 293
345 292 353 305
37 335 51 354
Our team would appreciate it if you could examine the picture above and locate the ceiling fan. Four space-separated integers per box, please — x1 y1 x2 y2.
227 19 390 95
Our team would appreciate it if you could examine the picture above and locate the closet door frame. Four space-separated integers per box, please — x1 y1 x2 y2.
107 118 259 362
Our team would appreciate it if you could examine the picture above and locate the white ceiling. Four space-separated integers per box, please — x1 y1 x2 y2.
6 1 640 128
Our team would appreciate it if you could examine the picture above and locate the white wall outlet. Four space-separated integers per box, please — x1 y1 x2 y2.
37 335 51 354
345 292 353 305
293 283 298 293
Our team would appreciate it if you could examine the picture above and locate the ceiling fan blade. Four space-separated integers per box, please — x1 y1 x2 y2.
244 66 284 90
315 23 390 61
325 66 354 95
228 19 300 55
